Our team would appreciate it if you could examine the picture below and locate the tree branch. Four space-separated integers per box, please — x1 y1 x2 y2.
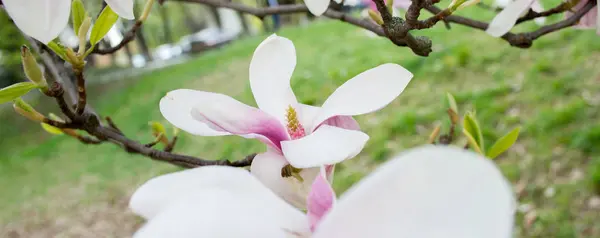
425 1 596 48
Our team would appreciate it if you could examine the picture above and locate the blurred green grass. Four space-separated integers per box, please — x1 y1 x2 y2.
2 6 600 237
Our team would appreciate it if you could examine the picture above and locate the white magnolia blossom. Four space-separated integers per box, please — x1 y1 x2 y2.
159 34 412 208
2 0 134 44
129 145 517 238
486 0 545 37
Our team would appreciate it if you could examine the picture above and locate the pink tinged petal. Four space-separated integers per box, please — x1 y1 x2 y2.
312 64 413 130
313 145 516 238
105 0 135 20
130 167 310 238
486 0 535 37
160 89 230 136
188 90 290 149
249 34 298 123
321 116 360 131
281 125 369 168
305 0 330 16
251 151 320 210
307 168 336 232
3 0 71 44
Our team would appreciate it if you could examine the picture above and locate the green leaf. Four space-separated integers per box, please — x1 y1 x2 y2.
486 127 521 159
0 82 40 104
41 123 64 135
463 128 483 155
47 41 69 62
90 6 119 45
149 121 167 136
71 0 87 34
446 92 459 114
463 112 484 150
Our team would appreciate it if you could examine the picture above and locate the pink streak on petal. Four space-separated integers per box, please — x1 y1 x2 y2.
565 0 597 30
307 170 336 232
191 104 289 150
321 116 361 131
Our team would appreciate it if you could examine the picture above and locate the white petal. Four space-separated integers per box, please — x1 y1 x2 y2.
3 0 71 44
188 90 289 149
105 0 135 20
281 125 369 168
312 64 412 129
130 166 256 219
131 167 309 238
305 0 330 16
160 89 230 136
250 34 298 123
313 145 516 238
251 151 320 209
486 0 535 37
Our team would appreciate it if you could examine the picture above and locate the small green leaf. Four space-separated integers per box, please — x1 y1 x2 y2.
463 112 484 150
47 41 69 62
41 123 64 135
0 82 40 104
90 6 119 45
446 92 459 115
71 0 87 34
463 129 483 154
48 113 65 122
486 127 521 159
149 121 167 137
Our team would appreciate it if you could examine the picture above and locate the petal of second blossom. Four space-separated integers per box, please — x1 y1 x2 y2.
251 151 320 209
105 0 135 20
486 0 535 37
312 63 412 129
131 167 310 237
130 166 263 219
250 34 298 123
305 0 330 16
307 168 336 232
313 145 516 238
3 0 71 44
189 91 290 149
281 125 369 168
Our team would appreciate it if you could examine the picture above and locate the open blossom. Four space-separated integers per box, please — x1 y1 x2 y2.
565 0 600 35
486 0 546 37
129 145 517 238
2 0 134 44
160 34 413 208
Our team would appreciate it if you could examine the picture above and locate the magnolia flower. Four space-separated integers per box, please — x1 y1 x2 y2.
486 0 546 37
159 34 413 208
129 145 516 238
565 0 600 35
2 0 134 44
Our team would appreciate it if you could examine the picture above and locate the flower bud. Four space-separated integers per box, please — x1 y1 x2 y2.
20 46 47 88
77 17 92 55
13 98 44 122
368 10 384 25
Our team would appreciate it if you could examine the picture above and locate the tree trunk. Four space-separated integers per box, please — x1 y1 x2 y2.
179 4 204 32
159 5 173 43
236 11 250 34
208 6 222 29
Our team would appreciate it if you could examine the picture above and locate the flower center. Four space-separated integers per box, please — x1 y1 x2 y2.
285 105 305 140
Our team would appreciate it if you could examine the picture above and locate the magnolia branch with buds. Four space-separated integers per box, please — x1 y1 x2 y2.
87 0 598 58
